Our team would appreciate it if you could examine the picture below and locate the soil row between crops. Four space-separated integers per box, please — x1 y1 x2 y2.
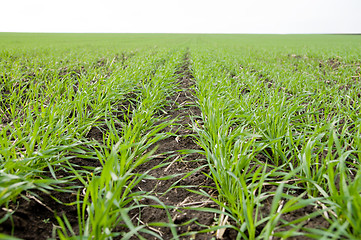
130 50 217 239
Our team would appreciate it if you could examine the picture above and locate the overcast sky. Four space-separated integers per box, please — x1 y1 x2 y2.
1 0 360 34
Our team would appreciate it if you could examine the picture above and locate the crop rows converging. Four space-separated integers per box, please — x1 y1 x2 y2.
1 34 361 240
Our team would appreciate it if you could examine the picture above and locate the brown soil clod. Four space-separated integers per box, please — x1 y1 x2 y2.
319 57 343 71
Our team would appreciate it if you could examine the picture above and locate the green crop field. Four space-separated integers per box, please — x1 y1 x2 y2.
1 33 361 240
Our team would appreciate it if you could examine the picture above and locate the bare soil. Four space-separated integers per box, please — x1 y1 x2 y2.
127 52 218 239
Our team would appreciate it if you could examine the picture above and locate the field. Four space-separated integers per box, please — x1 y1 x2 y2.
1 33 361 240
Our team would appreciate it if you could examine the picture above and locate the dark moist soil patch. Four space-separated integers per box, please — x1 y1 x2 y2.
0 155 102 239
128 52 218 239
0 189 78 240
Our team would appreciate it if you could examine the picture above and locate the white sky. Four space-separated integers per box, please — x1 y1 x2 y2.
1 0 361 34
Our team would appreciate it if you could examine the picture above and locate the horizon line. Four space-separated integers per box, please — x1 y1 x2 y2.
1 32 361 35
